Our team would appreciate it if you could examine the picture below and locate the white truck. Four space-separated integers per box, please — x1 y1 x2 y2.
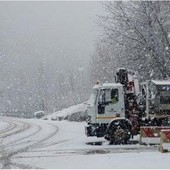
85 68 170 144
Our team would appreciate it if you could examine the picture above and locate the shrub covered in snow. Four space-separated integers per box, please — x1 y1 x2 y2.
34 111 45 119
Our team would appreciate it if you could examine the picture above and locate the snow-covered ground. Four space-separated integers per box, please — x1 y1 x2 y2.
0 105 170 168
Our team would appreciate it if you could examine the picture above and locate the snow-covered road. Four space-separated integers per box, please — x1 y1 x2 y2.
0 116 170 169
0 116 60 168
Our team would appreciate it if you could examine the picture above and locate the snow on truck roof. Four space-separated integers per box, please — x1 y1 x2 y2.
93 83 123 89
151 80 170 85
102 83 123 87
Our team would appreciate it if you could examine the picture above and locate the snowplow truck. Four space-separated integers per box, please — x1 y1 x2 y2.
85 68 170 144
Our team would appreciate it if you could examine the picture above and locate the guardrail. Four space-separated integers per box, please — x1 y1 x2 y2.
139 126 170 144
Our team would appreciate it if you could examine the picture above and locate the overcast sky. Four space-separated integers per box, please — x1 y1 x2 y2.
0 1 103 73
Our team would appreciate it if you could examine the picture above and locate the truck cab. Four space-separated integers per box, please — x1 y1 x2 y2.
85 83 126 137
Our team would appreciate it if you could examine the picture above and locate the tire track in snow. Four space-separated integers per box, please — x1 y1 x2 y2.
0 119 30 139
0 118 33 169
0 121 17 137
13 145 158 159
37 139 70 148
5 122 41 148
0 121 59 169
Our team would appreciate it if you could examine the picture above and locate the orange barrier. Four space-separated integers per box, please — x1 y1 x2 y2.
159 129 170 153
140 126 170 144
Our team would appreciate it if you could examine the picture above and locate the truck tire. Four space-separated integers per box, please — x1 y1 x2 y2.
105 119 132 144
109 127 130 144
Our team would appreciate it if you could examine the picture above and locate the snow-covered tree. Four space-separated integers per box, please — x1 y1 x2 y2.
92 1 170 81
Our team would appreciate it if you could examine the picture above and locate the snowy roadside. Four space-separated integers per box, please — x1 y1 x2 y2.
43 103 87 122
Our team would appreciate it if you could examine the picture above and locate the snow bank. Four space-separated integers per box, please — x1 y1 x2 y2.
43 103 88 122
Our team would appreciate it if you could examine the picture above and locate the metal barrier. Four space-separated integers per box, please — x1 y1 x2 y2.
159 129 170 153
140 126 170 144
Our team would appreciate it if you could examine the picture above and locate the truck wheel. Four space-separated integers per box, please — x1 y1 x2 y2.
110 127 130 144
105 119 132 144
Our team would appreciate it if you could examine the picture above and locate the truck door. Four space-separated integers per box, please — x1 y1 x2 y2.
97 88 120 123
